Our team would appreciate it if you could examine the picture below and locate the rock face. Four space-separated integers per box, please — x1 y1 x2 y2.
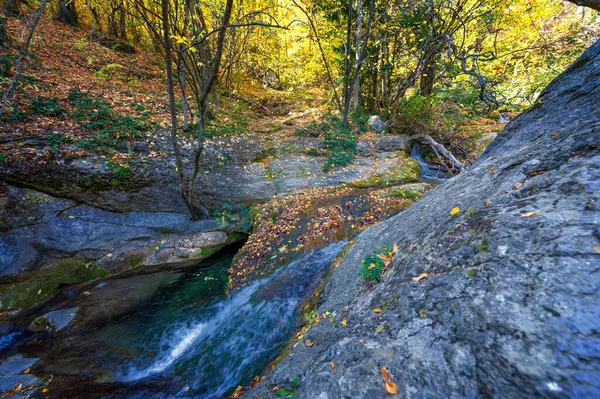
0 186 241 312
248 41 600 397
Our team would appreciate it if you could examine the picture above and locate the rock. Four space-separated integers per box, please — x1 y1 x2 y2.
247 40 600 398
0 355 39 393
27 307 78 334
367 115 386 132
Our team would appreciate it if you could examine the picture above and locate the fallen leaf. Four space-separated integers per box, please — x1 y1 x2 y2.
385 381 398 395
593 245 600 254
392 243 398 254
381 367 397 395
304 339 315 347
42 388 49 393
450 207 460 216
373 308 382 313
485 200 492 206
514 182 523 189
521 211 539 218
488 166 495 173
412 273 428 283
341 320 347 326
330 362 336 370
23 368 30 374
375 325 384 333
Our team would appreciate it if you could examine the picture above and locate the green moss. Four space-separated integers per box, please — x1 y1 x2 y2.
124 254 144 268
0 260 107 311
350 157 420 189
390 182 431 200
466 269 478 279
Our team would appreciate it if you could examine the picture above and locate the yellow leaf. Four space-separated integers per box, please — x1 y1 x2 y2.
593 245 600 254
23 368 30 374
42 388 49 393
330 362 336 370
341 320 347 326
450 207 460 216
412 273 428 283
392 243 398 254
385 381 398 395
375 325 384 333
521 211 539 218
485 201 492 206
373 308 382 313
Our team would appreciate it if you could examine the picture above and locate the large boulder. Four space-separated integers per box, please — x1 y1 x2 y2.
247 40 600 398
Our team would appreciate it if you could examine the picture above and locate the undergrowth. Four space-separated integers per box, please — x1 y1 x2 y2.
359 243 393 282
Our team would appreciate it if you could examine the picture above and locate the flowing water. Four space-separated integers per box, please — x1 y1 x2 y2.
411 143 453 183
9 241 346 399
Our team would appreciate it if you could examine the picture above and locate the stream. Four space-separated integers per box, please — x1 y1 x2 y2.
1 241 346 398
411 143 453 183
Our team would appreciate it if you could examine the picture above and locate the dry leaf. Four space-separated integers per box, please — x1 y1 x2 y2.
521 211 539 218
373 308 382 313
375 325 384 333
412 273 428 283
385 381 398 395
488 166 495 173
381 367 391 383
381 367 397 395
330 362 336 370
23 368 30 374
341 320 347 326
514 182 523 189
593 245 600 254
304 339 315 347
392 243 398 254
450 207 460 216
485 200 492 206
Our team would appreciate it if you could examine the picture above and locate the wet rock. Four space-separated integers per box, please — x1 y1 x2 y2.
0 355 39 393
247 40 600 398
27 307 78 334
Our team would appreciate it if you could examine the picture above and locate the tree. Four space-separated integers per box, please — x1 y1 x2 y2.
57 0 77 26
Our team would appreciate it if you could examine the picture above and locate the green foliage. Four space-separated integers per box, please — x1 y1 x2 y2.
73 38 89 53
29 97 66 116
466 269 478 279
95 63 127 80
359 243 393 282
106 160 131 177
0 153 7 162
321 114 357 172
275 376 300 397
0 55 14 77
46 132 69 151
68 89 152 148
205 101 251 138
214 203 235 226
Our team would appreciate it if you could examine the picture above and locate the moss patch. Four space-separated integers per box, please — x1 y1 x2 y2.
349 157 420 189
390 182 432 201
0 259 107 312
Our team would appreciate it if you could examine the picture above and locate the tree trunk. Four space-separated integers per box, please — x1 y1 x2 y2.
57 0 78 26
342 0 353 125
352 0 363 112
567 0 600 10
0 0 49 116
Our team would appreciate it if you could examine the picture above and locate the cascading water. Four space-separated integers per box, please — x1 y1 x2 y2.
91 241 347 399
411 143 453 183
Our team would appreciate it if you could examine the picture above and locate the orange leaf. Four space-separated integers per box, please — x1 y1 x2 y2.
373 308 382 313
381 367 391 383
384 381 397 395
412 273 428 283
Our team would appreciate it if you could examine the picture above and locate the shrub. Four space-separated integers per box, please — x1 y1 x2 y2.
68 89 152 148
359 243 394 282
29 97 66 116
95 63 126 80
321 114 357 172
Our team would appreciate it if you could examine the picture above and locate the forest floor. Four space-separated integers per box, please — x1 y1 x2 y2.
0 16 506 175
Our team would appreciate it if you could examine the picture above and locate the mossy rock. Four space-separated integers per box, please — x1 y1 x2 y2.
389 182 433 201
0 259 107 312
349 157 420 189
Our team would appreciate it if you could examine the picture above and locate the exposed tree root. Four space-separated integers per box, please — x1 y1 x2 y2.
408 134 466 172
